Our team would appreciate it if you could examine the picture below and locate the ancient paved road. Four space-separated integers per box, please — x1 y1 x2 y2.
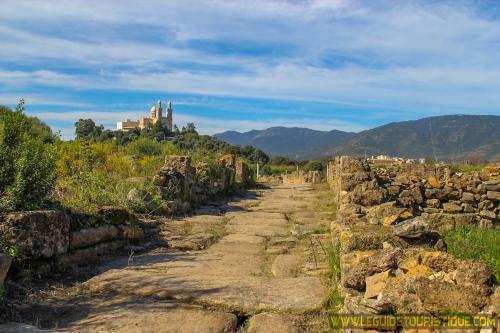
57 184 333 333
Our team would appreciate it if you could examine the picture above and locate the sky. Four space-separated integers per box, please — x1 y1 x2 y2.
1 0 500 139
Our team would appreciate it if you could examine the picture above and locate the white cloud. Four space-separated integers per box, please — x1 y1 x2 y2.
1 0 500 130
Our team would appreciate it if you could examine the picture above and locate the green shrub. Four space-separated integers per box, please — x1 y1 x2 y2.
304 160 322 172
126 137 163 157
0 101 57 212
444 225 500 280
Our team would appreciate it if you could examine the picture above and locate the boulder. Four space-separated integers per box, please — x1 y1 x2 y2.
0 210 70 259
0 253 12 288
69 225 120 250
425 188 459 201
391 217 431 238
420 251 457 272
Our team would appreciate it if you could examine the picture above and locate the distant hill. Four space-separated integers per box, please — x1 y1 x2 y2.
214 127 354 159
327 115 500 162
215 115 500 162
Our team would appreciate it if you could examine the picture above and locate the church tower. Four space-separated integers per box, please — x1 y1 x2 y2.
166 100 173 131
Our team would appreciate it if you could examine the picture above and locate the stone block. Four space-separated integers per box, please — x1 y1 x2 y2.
69 225 120 250
0 210 70 259
487 191 500 202
442 202 462 213
364 269 392 299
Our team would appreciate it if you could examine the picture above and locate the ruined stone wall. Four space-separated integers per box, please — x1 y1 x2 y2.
282 170 321 185
153 155 249 214
329 156 499 329
0 208 144 278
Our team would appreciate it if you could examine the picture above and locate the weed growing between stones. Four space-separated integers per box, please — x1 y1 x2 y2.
445 225 500 280
324 244 344 332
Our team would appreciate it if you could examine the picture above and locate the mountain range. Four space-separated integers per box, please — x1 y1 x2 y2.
214 115 500 162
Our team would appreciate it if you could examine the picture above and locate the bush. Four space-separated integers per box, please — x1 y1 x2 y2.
0 101 57 212
304 160 322 172
126 137 163 157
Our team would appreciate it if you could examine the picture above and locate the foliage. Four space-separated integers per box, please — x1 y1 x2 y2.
75 119 103 141
304 160 322 172
0 101 57 212
126 137 163 157
445 225 500 280
260 164 296 176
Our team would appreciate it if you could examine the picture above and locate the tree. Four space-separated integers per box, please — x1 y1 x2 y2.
304 160 322 172
75 119 103 141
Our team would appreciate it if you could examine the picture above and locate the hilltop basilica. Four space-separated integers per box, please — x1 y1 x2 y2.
117 100 173 131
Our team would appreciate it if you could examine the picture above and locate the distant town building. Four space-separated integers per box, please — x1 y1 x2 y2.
117 100 173 131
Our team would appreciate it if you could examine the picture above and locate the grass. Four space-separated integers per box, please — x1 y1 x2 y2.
323 244 344 332
450 164 484 173
444 225 500 280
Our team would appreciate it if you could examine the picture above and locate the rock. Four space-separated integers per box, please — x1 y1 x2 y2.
97 206 136 225
479 219 493 228
427 177 441 188
487 191 500 202
404 264 433 277
364 269 392 299
480 210 496 220
0 210 70 259
424 213 477 231
484 180 500 191
462 192 475 202
392 217 431 238
62 300 238 333
69 225 119 250
0 253 12 287
420 251 457 272
341 248 400 290
442 203 462 214
366 201 405 225
119 225 145 240
56 240 125 268
425 188 459 201
414 277 490 314
382 276 490 314
454 260 493 288
462 203 475 213
246 313 298 333
426 199 441 208
271 254 302 277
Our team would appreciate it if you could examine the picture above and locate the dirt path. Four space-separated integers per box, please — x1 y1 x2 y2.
9 184 334 333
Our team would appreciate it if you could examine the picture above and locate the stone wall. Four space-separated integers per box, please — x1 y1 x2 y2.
153 155 249 214
0 209 144 274
281 170 321 185
329 156 499 330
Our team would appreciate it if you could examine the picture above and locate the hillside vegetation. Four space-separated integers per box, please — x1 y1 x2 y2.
0 101 270 217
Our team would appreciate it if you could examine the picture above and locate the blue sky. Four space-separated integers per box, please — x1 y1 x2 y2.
1 0 500 139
